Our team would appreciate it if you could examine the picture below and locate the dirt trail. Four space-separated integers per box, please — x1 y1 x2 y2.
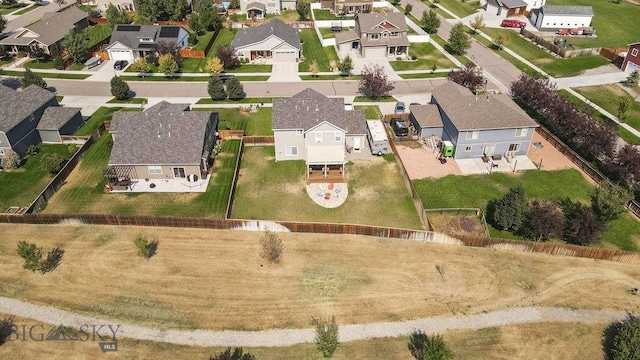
0 296 625 347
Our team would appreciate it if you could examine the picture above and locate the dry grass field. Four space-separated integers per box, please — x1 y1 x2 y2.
0 313 606 360
1 224 640 334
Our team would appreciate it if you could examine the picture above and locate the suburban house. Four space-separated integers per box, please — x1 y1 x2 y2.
0 84 58 160
231 19 300 63
622 42 640 74
0 6 89 55
36 107 83 144
413 81 538 160
484 0 529 18
335 12 409 58
272 88 366 180
409 104 444 139
530 5 593 31
106 24 189 62
106 102 219 190
240 0 293 19
321 0 373 15
96 0 135 13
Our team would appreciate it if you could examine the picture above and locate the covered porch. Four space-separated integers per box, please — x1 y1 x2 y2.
306 145 346 183
246 2 266 19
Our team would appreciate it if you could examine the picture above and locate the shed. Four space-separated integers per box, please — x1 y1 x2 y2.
532 5 593 31
36 107 83 143
409 104 444 139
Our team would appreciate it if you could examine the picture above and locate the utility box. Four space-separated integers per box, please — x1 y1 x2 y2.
442 140 454 157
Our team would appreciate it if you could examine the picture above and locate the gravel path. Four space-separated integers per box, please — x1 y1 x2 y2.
0 296 625 347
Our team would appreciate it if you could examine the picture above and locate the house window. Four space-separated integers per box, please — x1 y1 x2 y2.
173 167 186 178
335 132 342 141
148 165 162 174
632 49 639 57
0 149 4 155
515 128 528 137
508 143 521 152
315 132 322 143
296 129 303 135
102 3 108 9
29 114 34 122
391 32 399 37
370 34 379 40
285 146 298 156
465 130 479 140
465 146 472 152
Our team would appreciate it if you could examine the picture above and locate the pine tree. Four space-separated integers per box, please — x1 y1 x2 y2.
448 22 471 55
421 10 440 34
226 76 244 100
21 69 47 89
208 75 227 100
110 76 130 100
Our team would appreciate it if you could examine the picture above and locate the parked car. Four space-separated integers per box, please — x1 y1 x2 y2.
556 29 569 35
394 102 405 114
113 60 128 70
216 73 235 83
390 118 408 137
500 19 526 28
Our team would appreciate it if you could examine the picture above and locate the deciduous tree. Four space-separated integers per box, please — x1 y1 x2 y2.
421 10 440 34
129 57 151 76
404 4 412 14
312 316 339 359
216 44 240 69
157 53 178 77
590 181 631 223
521 199 564 241
226 76 244 100
491 185 527 232
617 96 631 123
447 22 470 55
562 201 603 245
0 149 21 170
110 76 130 100
208 75 226 100
259 230 283 263
309 60 320 77
357 64 394 98
625 70 639 87
408 330 453 360
447 64 485 93
469 14 485 34
62 29 88 63
16 241 43 272
21 68 47 89
133 234 158 260
607 144 640 187
337 55 353 75
494 32 508 50
40 153 65 173
296 0 310 20
205 57 224 74
106 4 130 28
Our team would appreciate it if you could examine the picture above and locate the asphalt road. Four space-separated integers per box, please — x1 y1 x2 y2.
5 0 76 32
46 78 450 98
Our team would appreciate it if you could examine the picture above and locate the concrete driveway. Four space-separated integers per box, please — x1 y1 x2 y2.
352 56 402 81
268 62 301 82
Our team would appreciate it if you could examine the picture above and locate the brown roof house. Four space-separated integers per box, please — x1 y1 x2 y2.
0 6 89 55
335 12 409 58
414 81 538 159
273 88 366 180
0 84 59 161
231 19 300 63
106 101 219 192
321 0 372 15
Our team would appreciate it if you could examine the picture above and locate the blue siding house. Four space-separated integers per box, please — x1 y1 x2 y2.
427 81 538 160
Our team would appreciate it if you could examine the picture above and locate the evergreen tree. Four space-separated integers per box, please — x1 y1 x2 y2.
491 185 527 232
208 75 227 100
21 69 47 89
408 330 454 360
106 4 130 28
421 10 440 34
226 76 244 100
448 22 471 55
110 76 130 100
62 29 89 63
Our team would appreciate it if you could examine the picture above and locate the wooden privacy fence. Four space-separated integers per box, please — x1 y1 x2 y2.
2 213 640 263
600 47 626 61
218 130 244 139
520 28 600 58
535 127 640 219
243 136 274 145
88 17 107 25
179 49 205 59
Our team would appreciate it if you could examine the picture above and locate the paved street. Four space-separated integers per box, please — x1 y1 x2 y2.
5 0 76 32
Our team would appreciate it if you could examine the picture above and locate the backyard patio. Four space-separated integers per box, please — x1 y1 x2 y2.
105 175 211 193
305 182 348 208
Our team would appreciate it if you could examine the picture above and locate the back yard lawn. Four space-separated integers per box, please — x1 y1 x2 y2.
84 24 112 48
354 105 381 119
574 85 640 135
232 147 424 229
313 9 342 20
480 28 610 77
41 135 239 217
413 169 640 250
75 107 128 136
195 107 273 136
0 144 77 210
390 42 457 71
299 29 339 72
437 0 482 18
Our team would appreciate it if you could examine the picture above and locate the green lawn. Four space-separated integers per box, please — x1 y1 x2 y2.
413 169 640 250
232 146 424 229
399 72 448 79
84 24 112 48
354 96 397 102
318 27 353 39
42 136 239 218
430 34 473 66
355 105 382 119
23 59 56 69
226 64 272 73
194 107 273 136
0 144 77 210
558 88 640 145
0 55 15 66
193 31 215 51
437 0 482 18
299 29 339 72
196 97 276 104
179 29 237 73
390 42 456 71
574 85 640 135
75 107 125 136
300 74 360 80
106 97 148 104
313 9 343 20
119 75 270 81
0 2 26 15
2 70 90 80
546 0 640 48
480 28 610 77
13 4 35 15
472 33 541 78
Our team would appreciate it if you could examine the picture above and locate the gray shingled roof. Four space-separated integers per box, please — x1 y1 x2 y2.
108 25 183 51
231 19 300 50
0 84 56 133
36 107 81 130
499 0 527 9
335 29 359 44
542 5 593 16
431 81 538 131
108 107 217 166
409 104 443 128
273 88 365 134
245 1 265 10
356 12 408 34
0 6 87 47
144 101 190 115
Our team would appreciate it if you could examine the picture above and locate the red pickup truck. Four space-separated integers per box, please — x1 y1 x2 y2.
500 19 527 28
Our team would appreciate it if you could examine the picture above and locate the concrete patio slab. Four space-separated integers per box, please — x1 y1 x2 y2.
107 176 211 193
455 155 537 175
306 182 348 208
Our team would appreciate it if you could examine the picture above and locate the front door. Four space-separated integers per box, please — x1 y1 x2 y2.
173 167 186 178
483 144 496 156
353 137 361 151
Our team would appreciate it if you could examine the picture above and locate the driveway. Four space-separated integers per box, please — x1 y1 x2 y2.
352 56 402 81
5 0 76 32
268 62 301 82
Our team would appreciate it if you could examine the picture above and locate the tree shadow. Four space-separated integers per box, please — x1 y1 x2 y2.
601 313 639 360
0 77 21 89
40 247 64 274
0 317 15 346
146 240 158 260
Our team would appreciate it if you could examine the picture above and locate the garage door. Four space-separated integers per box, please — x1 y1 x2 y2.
625 61 640 73
108 50 134 61
274 50 297 62
364 47 386 58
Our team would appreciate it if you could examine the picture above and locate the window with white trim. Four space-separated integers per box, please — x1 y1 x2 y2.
465 146 472 152
466 130 479 140
508 143 521 152
296 129 303 135
370 34 379 40
315 132 322 143
148 165 162 174
632 48 639 57
515 128 528 137
0 149 4 155
334 132 342 142
285 146 298 156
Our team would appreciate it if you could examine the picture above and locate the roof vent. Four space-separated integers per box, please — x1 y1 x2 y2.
157 131 161 138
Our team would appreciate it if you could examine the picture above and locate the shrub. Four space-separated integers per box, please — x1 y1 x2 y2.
226 76 244 100
16 241 64 274
134 234 158 260
208 347 256 360
607 314 640 360
21 68 47 89
1 149 21 170
110 76 130 100
208 75 226 100
311 316 339 359
26 144 39 156
408 330 453 360
259 230 283 263
490 185 527 232
40 153 66 174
